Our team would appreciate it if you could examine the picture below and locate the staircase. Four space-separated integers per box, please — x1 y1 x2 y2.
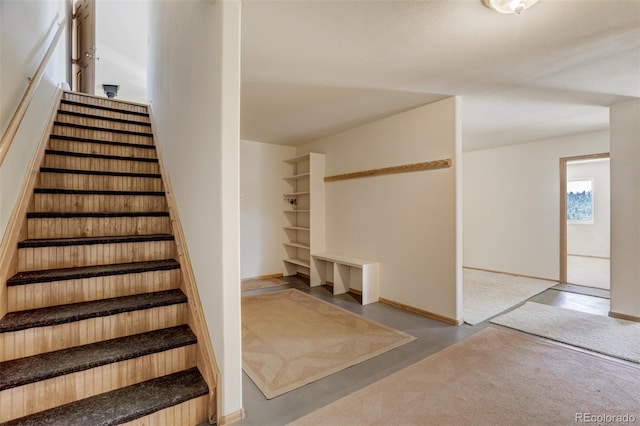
0 92 214 425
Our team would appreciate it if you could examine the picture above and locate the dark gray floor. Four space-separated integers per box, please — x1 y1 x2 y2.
231 276 611 426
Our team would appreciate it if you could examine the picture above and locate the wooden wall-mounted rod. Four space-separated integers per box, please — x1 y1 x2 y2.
324 158 452 182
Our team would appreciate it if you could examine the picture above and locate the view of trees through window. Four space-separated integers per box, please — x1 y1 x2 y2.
567 178 593 222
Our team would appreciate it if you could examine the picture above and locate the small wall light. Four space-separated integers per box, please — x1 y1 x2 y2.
102 84 120 99
482 0 538 14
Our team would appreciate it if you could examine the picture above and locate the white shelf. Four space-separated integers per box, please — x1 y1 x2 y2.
283 153 311 164
284 241 310 249
283 191 310 196
284 226 310 231
284 257 310 268
282 152 325 277
283 173 310 181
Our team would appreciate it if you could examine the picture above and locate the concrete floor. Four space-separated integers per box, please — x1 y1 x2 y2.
234 275 610 426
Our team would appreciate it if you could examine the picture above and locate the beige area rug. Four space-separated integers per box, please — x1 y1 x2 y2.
463 268 556 325
491 301 640 363
242 289 415 399
241 277 287 292
291 327 640 426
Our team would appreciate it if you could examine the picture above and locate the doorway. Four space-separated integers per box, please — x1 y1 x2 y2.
72 0 96 94
560 154 610 289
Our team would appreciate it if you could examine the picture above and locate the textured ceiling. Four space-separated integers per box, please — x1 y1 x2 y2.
241 0 640 151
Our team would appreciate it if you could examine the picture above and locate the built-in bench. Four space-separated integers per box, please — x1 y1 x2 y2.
310 253 379 305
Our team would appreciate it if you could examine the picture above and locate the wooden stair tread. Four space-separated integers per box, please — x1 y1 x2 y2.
27 211 169 218
34 188 165 196
7 259 180 286
0 289 187 333
0 325 196 391
45 149 159 163
40 167 161 179
53 121 153 137
50 134 157 150
60 99 150 117
57 110 152 127
4 368 208 426
18 234 174 248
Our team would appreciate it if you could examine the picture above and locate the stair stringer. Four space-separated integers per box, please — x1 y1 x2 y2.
0 87 63 320
149 109 222 426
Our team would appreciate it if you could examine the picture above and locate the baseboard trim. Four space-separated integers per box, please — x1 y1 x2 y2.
378 297 462 326
241 273 283 281
349 288 363 296
609 311 640 323
297 272 310 279
463 266 557 283
219 408 244 425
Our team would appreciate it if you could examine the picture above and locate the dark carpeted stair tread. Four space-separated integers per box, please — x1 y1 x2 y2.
18 234 174 248
57 110 152 127
49 134 157 150
0 325 196 391
53 121 153 137
45 149 159 163
39 167 161 179
34 188 165 196
60 99 150 117
0 289 187 333
4 368 208 426
7 259 180 286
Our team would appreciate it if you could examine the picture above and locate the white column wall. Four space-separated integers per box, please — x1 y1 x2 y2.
299 97 462 322
95 0 149 103
147 0 242 416
0 0 70 237
463 130 609 280
610 100 640 319
240 140 295 279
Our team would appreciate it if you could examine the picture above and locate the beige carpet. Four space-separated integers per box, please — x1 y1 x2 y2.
463 268 556 325
291 327 640 426
491 301 640 363
241 277 287 292
242 289 415 399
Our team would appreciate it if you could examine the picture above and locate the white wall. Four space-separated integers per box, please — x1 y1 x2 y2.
567 159 610 258
464 130 609 280
240 140 295 279
95 0 148 103
148 0 242 417
299 97 463 322
610 99 640 319
0 0 70 237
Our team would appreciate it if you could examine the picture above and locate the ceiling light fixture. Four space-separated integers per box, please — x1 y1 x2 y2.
482 0 538 14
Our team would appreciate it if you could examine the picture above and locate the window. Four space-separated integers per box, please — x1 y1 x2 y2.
567 178 593 223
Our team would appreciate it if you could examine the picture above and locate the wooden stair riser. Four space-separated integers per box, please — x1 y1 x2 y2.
18 240 176 271
27 216 172 239
63 93 148 115
0 344 196 423
8 269 181 311
38 173 163 192
55 114 152 135
120 395 208 426
0 303 188 362
48 139 157 159
52 125 154 146
58 102 151 124
33 193 168 213
43 154 160 174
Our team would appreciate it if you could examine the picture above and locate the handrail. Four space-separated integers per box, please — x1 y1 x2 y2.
0 15 68 167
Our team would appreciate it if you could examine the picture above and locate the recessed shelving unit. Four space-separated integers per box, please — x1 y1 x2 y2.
282 153 325 277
